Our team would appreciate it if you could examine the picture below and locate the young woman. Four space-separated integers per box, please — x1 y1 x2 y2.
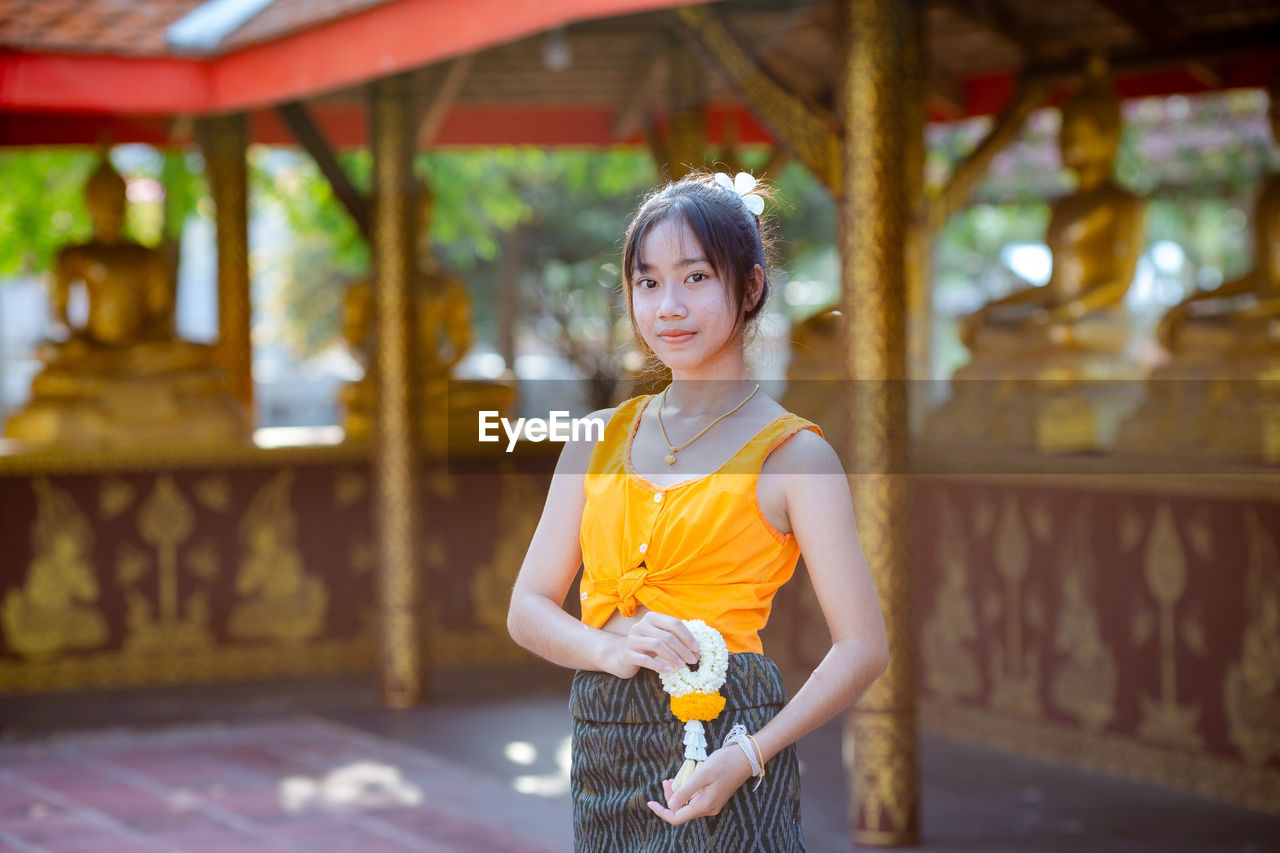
507 171 888 851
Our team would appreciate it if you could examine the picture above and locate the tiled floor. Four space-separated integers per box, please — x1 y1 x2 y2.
2 672 1278 852
0 717 568 852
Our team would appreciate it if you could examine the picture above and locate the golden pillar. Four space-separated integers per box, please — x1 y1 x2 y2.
665 46 706 181
840 0 919 845
369 73 428 707
199 113 253 409
902 3 930 384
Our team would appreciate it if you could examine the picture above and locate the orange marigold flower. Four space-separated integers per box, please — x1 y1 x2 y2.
669 691 726 723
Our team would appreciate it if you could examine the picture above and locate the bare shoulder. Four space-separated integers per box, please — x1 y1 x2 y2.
555 406 615 473
582 406 617 435
749 392 789 420
758 420 848 537
765 423 844 476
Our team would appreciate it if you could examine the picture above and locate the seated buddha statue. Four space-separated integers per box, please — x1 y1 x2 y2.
1119 75 1280 460
339 180 513 447
1156 78 1280 361
925 55 1146 452
781 306 848 448
4 155 250 445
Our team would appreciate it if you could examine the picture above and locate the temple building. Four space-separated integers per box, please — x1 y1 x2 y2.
2 0 1280 845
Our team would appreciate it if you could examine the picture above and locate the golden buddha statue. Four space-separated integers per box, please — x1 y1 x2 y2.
339 181 513 446
925 55 1146 452
4 155 250 445
1120 75 1280 460
781 306 848 447
1156 81 1280 359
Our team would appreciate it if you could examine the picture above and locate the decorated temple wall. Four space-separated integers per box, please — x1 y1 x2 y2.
764 470 1280 815
5 443 1278 814
912 476 1280 813
0 446 555 694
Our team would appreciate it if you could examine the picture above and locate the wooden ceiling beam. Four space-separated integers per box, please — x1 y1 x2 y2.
930 75 1052 228
413 54 475 146
671 3 840 192
612 50 670 140
936 0 1036 57
276 100 371 241
758 146 790 181
1182 61 1222 89
1091 0 1185 50
1023 25 1280 83
929 74 970 119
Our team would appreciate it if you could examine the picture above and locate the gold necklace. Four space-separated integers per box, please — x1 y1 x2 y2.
656 383 760 466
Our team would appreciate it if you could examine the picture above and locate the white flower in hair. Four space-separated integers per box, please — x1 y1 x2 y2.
714 171 765 216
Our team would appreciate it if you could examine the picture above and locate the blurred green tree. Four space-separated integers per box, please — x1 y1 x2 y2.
0 147 206 280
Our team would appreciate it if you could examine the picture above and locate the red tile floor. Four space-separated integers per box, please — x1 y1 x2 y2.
0 717 567 852
2 671 1277 852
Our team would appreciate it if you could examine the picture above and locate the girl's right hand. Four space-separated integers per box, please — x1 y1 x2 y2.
606 611 701 679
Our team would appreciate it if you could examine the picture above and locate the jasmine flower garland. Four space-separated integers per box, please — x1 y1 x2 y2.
659 619 729 792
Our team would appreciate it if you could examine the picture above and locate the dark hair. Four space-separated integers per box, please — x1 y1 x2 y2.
620 171 775 361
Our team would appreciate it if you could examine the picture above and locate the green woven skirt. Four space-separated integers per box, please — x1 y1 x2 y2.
569 652 805 852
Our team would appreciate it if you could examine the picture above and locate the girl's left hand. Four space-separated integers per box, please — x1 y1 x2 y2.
645 742 754 825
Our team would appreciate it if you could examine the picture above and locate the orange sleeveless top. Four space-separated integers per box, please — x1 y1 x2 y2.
578 394 823 654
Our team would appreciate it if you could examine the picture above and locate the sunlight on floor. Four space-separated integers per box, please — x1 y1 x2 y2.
509 735 572 797
504 740 538 765
278 760 423 812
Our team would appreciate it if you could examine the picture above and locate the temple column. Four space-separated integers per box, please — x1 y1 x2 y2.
903 3 931 384
840 0 920 846
369 72 427 707
663 47 706 181
199 113 253 410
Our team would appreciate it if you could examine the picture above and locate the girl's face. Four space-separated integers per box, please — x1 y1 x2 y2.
631 216 754 376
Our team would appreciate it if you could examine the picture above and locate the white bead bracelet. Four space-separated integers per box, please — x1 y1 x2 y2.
724 723 765 790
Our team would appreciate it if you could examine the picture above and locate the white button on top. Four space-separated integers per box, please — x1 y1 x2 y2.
653 492 663 503
639 542 648 554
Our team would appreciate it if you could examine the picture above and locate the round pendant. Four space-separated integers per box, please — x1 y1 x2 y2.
664 453 677 466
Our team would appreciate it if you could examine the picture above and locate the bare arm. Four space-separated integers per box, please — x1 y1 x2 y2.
650 430 888 823
506 422 615 672
750 432 889 765
508 408 703 679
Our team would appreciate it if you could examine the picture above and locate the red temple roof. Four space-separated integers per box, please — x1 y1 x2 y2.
1 0 1278 148
0 0 206 56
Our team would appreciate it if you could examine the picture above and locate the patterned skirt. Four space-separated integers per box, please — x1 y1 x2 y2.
569 652 805 852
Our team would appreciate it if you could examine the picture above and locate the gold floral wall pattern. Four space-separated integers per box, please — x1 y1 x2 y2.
1050 502 1116 734
988 496 1043 718
123 475 211 653
1136 502 1204 750
98 477 135 519
0 457 392 692
2 478 106 657
229 470 328 643
921 492 980 700
471 470 542 632
1224 510 1280 768
915 480 1280 815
